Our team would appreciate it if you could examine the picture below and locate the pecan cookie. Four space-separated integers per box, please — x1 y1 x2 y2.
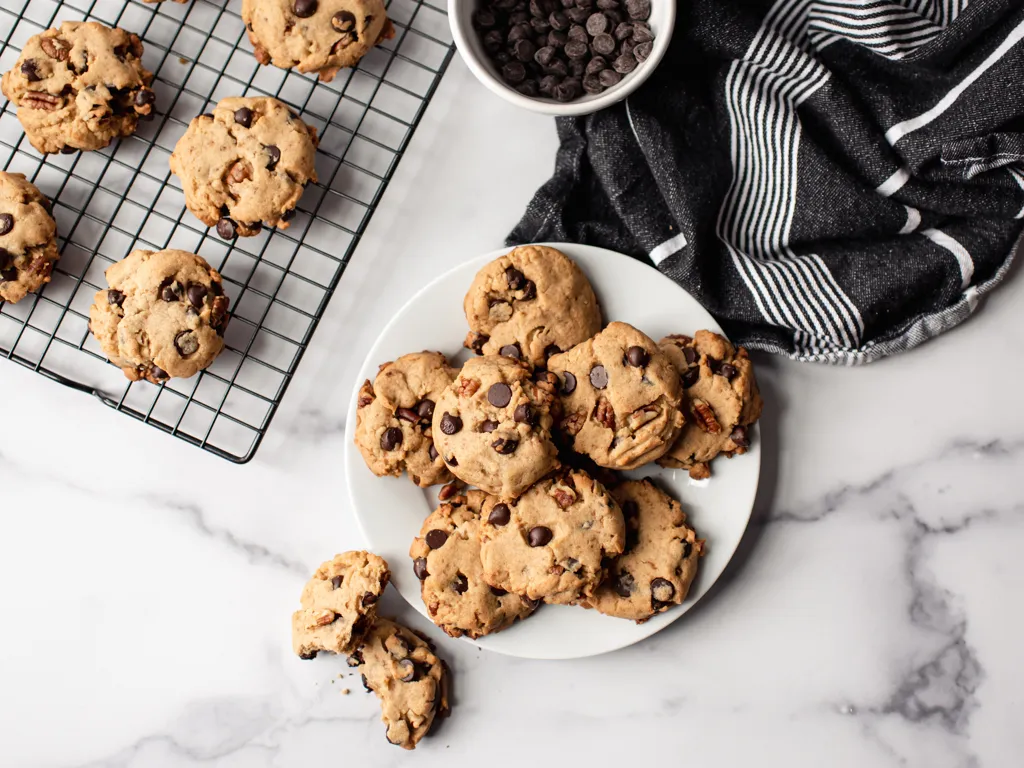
349 618 450 750
463 245 602 367
354 351 458 487
292 551 390 659
548 322 684 470
0 21 155 154
169 96 318 238
478 469 625 605
242 0 396 83
431 355 559 499
0 172 59 304
410 490 537 638
657 330 763 479
88 248 230 383
584 479 702 622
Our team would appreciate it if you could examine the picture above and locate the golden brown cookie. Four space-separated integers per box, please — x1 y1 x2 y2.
242 0 396 83
584 479 702 622
88 248 230 383
0 172 59 304
0 21 155 154
292 551 390 658
657 330 762 479
431 355 560 499
548 322 684 470
478 469 625 605
354 351 458 487
349 618 450 750
169 96 318 238
463 245 602 367
410 490 537 638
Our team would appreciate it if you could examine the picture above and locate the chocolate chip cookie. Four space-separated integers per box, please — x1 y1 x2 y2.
354 351 458 488
410 490 537 638
349 618 450 750
431 354 560 499
548 321 684 470
292 551 390 659
0 21 155 155
169 96 318 238
88 248 230 383
657 330 763 479
585 479 702 622
463 245 602 367
478 469 625 604
0 172 59 304
242 0 396 83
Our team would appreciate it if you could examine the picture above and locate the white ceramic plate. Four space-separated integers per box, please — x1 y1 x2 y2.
344 243 760 659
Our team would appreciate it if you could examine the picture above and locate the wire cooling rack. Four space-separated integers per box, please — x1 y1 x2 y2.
0 0 454 462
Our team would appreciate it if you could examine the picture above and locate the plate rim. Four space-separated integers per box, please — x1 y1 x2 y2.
343 242 761 659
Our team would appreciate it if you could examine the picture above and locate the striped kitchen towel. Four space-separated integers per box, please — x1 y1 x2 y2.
510 0 1024 364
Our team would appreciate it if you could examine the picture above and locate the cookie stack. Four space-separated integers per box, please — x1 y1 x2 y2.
355 244 764 638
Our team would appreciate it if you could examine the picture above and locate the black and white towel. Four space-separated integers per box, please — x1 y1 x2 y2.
511 0 1024 363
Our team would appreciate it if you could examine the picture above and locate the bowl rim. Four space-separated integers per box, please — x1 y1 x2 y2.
447 0 676 117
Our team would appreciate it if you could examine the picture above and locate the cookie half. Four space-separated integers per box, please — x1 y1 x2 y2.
410 490 537 638
0 172 59 304
585 479 702 622
478 469 625 605
349 618 450 750
657 330 763 479
548 321 684 470
292 551 390 659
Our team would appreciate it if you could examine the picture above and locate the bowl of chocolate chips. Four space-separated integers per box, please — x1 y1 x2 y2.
449 0 673 115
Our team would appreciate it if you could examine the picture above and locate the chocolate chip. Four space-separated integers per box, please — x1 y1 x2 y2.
413 558 429 580
514 39 537 62
544 344 561 359
499 343 522 359
516 80 540 96
397 407 420 423
107 289 125 307
446 455 458 467
614 21 633 40
683 347 698 365
483 29 505 52
293 0 317 17
521 280 537 299
596 0 617 8
545 57 569 78
561 371 577 394
187 283 207 308
488 503 511 526
425 529 448 549
428 443 438 461
347 650 363 667
0 267 16 282
548 30 568 48
585 11 609 34
625 0 650 20
150 366 169 380
582 75 603 94
281 207 296 222
534 45 557 66
614 571 635 597
539 74 561 94
439 412 462 435
626 345 649 367
567 23 588 42
332 10 356 32
299 650 318 660
160 279 182 302
681 367 700 388
730 425 750 448
216 217 237 239
60 145 77 154
380 426 403 451
361 674 371 692
592 32 616 55
487 382 513 407
134 89 155 108
567 6 590 23
585 56 607 74
331 575 343 588
508 23 533 43
651 577 675 602
502 61 527 84
481 419 498 432
397 659 417 682
554 78 580 101
599 68 622 87
452 573 469 594
174 330 199 357
528 526 553 547
492 437 518 454
681 541 693 559
362 591 378 606
634 40 653 62
514 403 535 424
21 60 41 82
613 52 637 73
0 214 13 236
719 362 738 380
564 40 588 58
416 399 435 420
233 107 252 127
589 364 609 389
632 20 653 42
490 586 508 596
265 145 281 170
549 10 570 29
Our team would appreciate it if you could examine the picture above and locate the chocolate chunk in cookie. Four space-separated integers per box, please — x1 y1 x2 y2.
0 172 59 304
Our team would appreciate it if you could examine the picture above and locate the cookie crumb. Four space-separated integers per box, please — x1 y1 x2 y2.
341 688 351 695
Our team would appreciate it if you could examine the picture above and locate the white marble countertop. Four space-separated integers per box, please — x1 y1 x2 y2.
2 57 1023 768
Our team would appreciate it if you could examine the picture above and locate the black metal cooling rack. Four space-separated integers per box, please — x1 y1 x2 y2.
0 0 454 462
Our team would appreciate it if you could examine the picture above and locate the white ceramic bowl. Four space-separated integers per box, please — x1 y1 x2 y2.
448 0 675 116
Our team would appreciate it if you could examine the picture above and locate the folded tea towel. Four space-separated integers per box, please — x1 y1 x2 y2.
511 0 1024 363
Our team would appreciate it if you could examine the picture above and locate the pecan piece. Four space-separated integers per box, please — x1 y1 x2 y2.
252 43 271 66
551 488 576 509
690 398 721 434
357 380 375 408
455 377 481 398
307 609 336 628
688 462 711 481
40 37 70 61
22 92 61 111
28 256 53 277
627 405 658 431
128 33 144 59
210 295 230 328
437 482 465 503
561 411 585 437
593 397 615 430
227 159 253 184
